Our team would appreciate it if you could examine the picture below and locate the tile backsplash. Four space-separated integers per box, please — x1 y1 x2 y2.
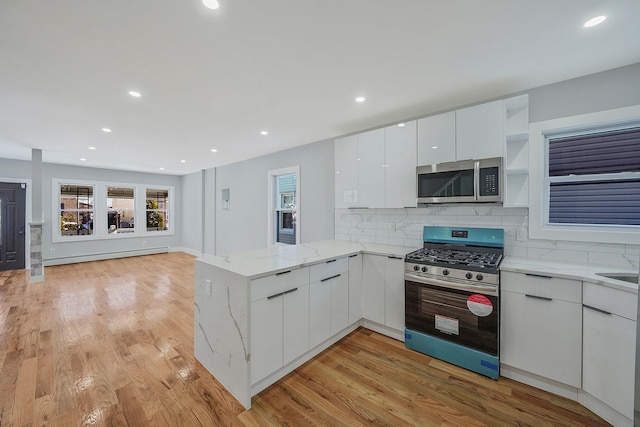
335 206 640 270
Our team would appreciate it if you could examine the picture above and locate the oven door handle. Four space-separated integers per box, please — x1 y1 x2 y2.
405 273 498 296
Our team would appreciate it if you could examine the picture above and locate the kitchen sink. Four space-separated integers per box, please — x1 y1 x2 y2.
595 272 639 284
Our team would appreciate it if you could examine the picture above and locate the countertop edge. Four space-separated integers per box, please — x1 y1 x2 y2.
501 257 638 293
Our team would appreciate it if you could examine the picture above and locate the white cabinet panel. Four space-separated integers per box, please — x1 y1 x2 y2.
456 100 504 161
348 254 363 325
330 273 349 334
334 135 359 208
501 290 581 387
283 284 309 365
384 256 405 331
417 111 456 165
363 254 385 324
385 121 417 208
309 279 331 348
250 296 283 384
357 128 386 209
583 305 635 419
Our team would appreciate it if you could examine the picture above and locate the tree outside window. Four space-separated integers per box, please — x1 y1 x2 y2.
59 184 94 236
146 189 169 232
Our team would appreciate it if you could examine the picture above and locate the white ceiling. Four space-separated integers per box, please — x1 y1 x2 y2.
1 1 639 175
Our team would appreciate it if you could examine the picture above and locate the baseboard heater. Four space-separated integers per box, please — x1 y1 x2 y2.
44 246 169 266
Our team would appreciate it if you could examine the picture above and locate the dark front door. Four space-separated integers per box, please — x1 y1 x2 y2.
0 182 26 271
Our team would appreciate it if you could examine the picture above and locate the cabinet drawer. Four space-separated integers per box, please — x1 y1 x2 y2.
583 281 637 320
501 271 581 303
250 267 309 302
309 257 349 282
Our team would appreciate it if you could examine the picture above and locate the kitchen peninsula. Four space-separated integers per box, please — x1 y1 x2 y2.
193 240 417 408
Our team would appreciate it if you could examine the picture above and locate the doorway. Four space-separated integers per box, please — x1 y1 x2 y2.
267 166 300 247
0 182 26 271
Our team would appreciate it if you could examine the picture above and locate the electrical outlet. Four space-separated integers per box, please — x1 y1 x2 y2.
205 279 212 296
516 227 527 242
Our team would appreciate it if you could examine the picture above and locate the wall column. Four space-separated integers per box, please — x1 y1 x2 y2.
29 148 44 283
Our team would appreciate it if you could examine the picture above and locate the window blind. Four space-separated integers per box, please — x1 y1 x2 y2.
547 126 640 226
549 127 640 176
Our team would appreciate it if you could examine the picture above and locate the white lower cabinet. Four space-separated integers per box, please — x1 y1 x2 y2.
363 254 405 331
250 267 310 384
309 258 350 348
582 282 637 421
500 271 582 387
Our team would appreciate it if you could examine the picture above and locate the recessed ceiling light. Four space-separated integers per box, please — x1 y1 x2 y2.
160 167 165 170
88 146 96 150
128 91 142 98
584 15 606 28
202 0 219 9
260 131 268 135
355 96 366 103
101 128 112 133
398 123 405 127
180 160 186 163
80 158 86 161
211 148 218 153
432 146 439 149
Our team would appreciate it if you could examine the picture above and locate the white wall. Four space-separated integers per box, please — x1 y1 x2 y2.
214 140 334 256
181 170 204 254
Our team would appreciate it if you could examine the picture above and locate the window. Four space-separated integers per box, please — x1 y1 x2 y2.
107 187 135 233
59 184 94 237
53 180 174 241
547 127 640 226
146 188 169 232
267 167 300 246
529 105 640 245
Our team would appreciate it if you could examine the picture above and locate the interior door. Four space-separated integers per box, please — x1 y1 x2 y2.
0 182 26 271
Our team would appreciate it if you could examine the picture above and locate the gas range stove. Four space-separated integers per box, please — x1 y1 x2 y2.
404 226 504 285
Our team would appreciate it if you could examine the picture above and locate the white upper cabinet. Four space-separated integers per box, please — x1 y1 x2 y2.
417 111 456 165
385 121 417 208
456 100 505 161
334 135 359 209
357 129 386 209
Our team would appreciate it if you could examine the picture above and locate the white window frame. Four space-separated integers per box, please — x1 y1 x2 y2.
529 105 640 245
52 179 175 242
267 166 300 247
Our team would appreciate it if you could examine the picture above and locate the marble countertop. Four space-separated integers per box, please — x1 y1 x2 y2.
502 257 639 293
197 240 419 279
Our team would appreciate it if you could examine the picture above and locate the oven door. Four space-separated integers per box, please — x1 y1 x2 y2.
405 279 498 355
416 160 476 203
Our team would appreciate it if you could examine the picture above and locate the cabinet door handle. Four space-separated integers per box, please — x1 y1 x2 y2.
283 287 298 295
349 254 358 258
321 274 341 282
326 259 337 264
276 270 292 276
525 294 552 302
583 304 612 316
348 207 368 209
267 292 284 300
388 256 403 260
525 273 552 279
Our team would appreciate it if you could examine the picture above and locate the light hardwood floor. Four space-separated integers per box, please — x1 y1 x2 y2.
0 252 610 426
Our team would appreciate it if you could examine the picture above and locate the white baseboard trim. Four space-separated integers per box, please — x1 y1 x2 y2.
44 246 169 266
578 390 632 427
499 364 579 401
171 246 202 257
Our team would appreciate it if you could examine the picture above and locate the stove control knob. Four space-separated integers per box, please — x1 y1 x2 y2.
476 274 484 281
465 272 473 280
421 266 428 273
413 265 420 271
442 269 449 276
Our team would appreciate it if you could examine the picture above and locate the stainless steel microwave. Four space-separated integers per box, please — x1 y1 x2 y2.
416 157 503 203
